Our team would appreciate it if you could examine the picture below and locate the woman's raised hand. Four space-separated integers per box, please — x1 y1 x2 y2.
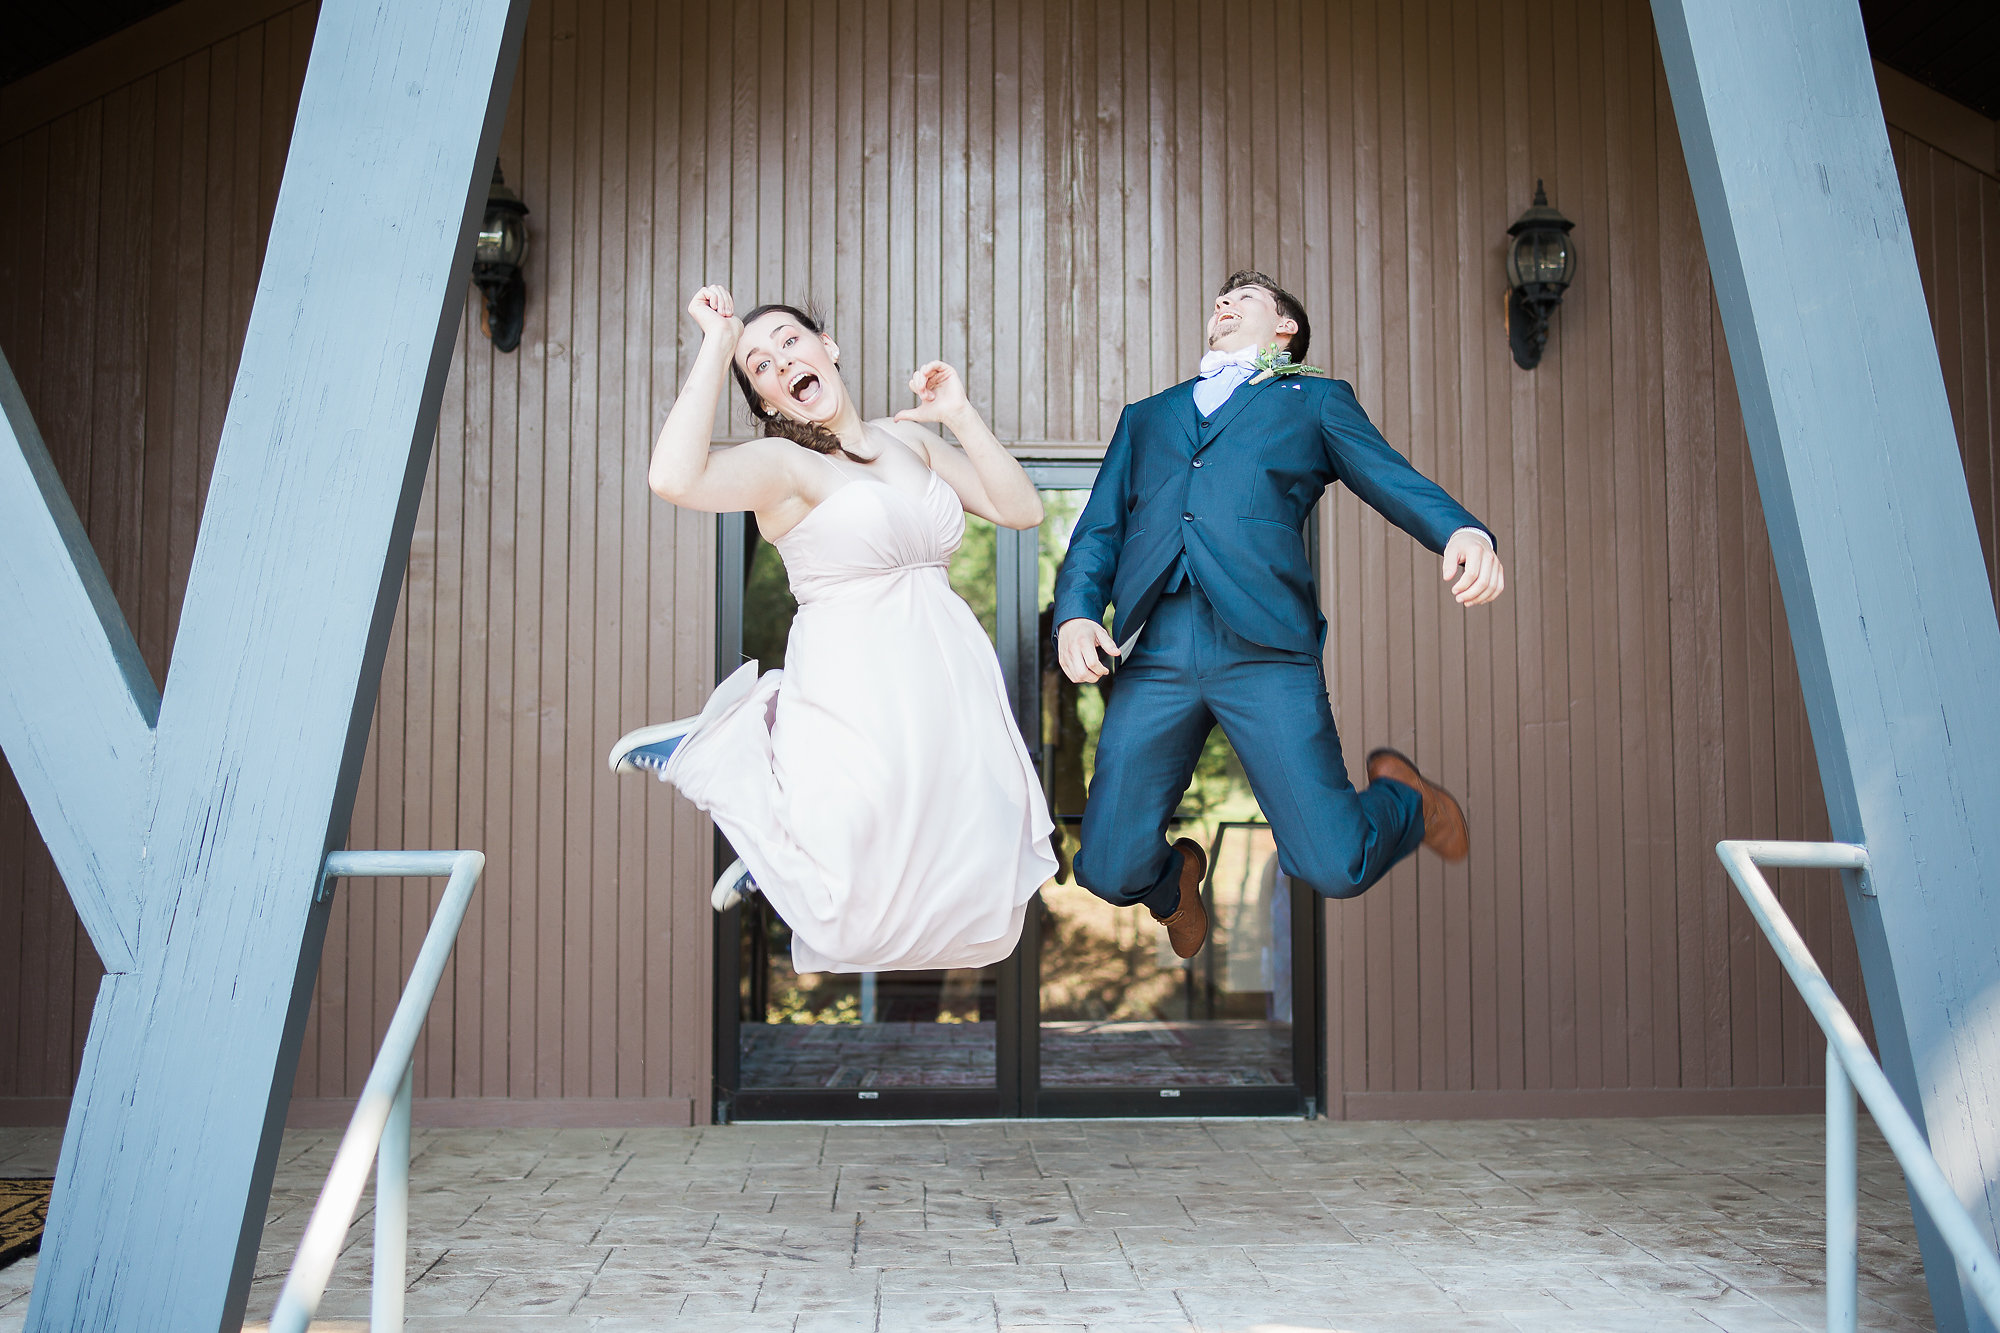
688 285 742 344
895 360 969 425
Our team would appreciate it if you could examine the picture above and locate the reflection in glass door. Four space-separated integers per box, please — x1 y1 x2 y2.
712 464 1322 1121
713 508 1017 1120
1015 471 1321 1118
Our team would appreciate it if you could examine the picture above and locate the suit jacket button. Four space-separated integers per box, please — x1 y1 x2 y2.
1183 513 1193 521
1198 420 1211 428
1191 459 1203 467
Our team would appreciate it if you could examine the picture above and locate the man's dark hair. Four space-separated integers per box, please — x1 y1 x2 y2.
1217 270 1310 366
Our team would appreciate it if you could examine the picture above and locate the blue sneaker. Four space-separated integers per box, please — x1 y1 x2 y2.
712 858 757 911
610 660 767 781
607 716 700 779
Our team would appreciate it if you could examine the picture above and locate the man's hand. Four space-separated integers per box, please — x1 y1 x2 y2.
1058 618 1120 683
1442 530 1505 606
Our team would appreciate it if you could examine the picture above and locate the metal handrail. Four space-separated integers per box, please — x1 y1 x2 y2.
268 849 486 1333
1715 840 2000 1331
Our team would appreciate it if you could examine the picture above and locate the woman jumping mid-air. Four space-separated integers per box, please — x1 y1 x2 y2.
609 285 1057 974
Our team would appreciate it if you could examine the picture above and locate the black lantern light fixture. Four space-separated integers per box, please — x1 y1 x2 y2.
473 161 530 353
1505 180 1576 370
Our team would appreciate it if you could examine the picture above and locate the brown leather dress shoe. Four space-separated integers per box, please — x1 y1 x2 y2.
1365 748 1470 862
1154 837 1210 959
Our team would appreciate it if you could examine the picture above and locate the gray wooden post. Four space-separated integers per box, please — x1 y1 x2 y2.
0 2 527 1328
0 358 154 980
1650 4 2000 1330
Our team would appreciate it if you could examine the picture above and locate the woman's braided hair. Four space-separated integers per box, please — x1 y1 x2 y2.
729 303 868 463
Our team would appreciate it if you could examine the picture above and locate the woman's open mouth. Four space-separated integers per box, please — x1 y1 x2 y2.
787 370 822 405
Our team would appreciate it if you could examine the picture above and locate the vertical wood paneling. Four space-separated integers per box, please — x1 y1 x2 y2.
0 96 24 1080
1469 0 1517 1094
3 0 1996 1118
0 0 719 1121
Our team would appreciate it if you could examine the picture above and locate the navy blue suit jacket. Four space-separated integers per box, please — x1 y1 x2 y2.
1053 374 1492 658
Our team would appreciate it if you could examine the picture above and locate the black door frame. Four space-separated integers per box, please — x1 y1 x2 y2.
712 464 1326 1121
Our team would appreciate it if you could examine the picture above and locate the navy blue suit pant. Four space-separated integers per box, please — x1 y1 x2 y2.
1075 583 1425 912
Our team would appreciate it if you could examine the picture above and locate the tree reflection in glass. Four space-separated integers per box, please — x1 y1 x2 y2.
1033 490 1294 1088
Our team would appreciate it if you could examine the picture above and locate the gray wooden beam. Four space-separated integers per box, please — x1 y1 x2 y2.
0 354 155 975
0 2 529 1328
1650 3 2000 1330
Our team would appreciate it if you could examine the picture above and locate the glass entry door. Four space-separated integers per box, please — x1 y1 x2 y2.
711 506 1020 1121
1004 465 1322 1117
712 464 1322 1121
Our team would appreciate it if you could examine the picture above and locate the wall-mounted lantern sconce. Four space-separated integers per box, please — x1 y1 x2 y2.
1505 180 1576 370
473 162 530 353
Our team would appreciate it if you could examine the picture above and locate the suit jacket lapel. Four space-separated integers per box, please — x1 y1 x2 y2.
1193 373 1278 455
1164 378 1201 453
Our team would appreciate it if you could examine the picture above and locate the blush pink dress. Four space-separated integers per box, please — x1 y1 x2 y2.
664 463 1057 973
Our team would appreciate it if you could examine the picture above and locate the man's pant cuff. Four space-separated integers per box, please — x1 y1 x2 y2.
1140 846 1184 918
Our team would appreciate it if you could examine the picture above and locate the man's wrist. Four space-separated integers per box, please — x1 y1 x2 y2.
1450 526 1494 551
1054 615 1103 645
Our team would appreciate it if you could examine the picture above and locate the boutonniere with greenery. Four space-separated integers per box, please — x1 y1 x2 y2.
1248 343 1325 384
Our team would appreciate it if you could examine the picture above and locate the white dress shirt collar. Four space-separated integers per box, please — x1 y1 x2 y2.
1192 346 1262 416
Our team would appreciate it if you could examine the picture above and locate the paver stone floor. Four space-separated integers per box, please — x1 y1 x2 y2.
0 1114 1933 1331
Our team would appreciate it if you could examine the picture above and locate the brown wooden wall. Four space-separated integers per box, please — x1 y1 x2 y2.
2 0 1996 1122
0 1 319 1118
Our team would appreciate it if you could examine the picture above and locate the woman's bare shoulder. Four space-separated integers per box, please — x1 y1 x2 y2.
714 435 821 477
711 435 792 460
702 436 830 502
872 418 938 464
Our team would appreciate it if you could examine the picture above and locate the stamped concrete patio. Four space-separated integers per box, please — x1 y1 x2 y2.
0 1116 1932 1331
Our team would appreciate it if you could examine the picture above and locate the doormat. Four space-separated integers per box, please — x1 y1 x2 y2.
0 1178 52 1268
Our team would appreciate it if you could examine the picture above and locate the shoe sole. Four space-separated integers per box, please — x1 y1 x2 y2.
712 857 754 911
607 717 699 774
1162 837 1210 959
